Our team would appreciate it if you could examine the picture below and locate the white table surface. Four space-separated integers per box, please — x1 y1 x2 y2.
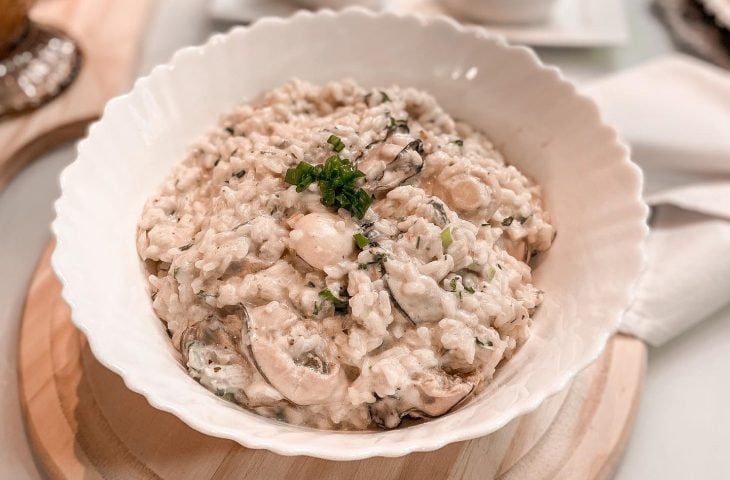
1 0 729 478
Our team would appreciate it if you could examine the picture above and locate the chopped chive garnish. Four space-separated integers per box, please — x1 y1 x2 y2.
501 216 514 227
327 134 346 153
487 266 497 281
467 262 481 272
284 151 372 219
451 139 464 147
464 285 475 294
441 227 453 250
353 233 370 249
319 289 348 309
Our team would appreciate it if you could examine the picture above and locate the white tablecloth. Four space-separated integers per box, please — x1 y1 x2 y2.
1 0 728 478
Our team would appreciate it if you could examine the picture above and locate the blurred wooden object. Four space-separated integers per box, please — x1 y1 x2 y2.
0 0 153 190
19 242 647 480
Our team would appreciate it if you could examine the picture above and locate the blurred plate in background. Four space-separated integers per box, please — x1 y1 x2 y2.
208 0 628 47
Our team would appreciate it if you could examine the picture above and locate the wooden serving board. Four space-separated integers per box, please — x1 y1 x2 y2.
0 0 153 191
18 243 647 480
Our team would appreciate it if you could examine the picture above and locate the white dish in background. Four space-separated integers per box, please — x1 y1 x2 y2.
208 0 628 47
52 8 646 460
443 0 559 25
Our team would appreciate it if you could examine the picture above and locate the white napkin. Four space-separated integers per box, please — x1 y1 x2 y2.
583 54 730 346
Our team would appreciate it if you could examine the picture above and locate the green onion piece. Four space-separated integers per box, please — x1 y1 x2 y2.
487 266 497 281
284 154 371 219
284 161 319 192
451 139 464 146
502 216 514 227
353 233 370 249
464 285 475 294
327 134 346 153
319 289 348 308
441 227 453 250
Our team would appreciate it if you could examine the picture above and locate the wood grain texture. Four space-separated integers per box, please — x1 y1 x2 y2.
0 0 153 191
18 243 647 480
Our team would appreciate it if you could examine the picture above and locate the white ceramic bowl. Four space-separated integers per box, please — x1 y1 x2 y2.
52 8 647 460
443 0 559 24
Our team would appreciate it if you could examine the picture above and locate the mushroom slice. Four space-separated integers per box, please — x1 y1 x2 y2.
365 139 425 194
382 276 415 326
383 259 445 324
413 376 474 418
369 374 475 429
244 301 348 406
289 212 355 270
180 314 243 365
180 309 290 406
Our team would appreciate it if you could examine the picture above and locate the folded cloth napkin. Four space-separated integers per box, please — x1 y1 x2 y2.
583 54 730 346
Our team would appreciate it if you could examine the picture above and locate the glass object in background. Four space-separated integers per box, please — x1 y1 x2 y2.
442 0 558 24
0 0 81 119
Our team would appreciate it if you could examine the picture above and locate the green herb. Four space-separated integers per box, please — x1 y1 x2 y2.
487 266 497 281
416 236 421 249
371 252 388 264
353 233 370 249
387 115 410 135
319 289 348 308
179 243 193 251
519 215 530 224
380 90 391 102
327 134 346 153
233 170 246 179
196 290 218 299
441 227 453 250
449 277 459 292
464 285 475 294
284 162 319 192
475 338 493 348
313 301 321 315
467 262 481 272
224 126 235 135
173 267 181 280
358 263 369 270
502 216 514 227
450 139 464 147
284 153 373 219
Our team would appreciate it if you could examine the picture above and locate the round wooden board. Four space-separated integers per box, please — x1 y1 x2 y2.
18 243 647 480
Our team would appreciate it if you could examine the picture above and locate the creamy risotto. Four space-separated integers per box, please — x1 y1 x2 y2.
137 79 555 430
